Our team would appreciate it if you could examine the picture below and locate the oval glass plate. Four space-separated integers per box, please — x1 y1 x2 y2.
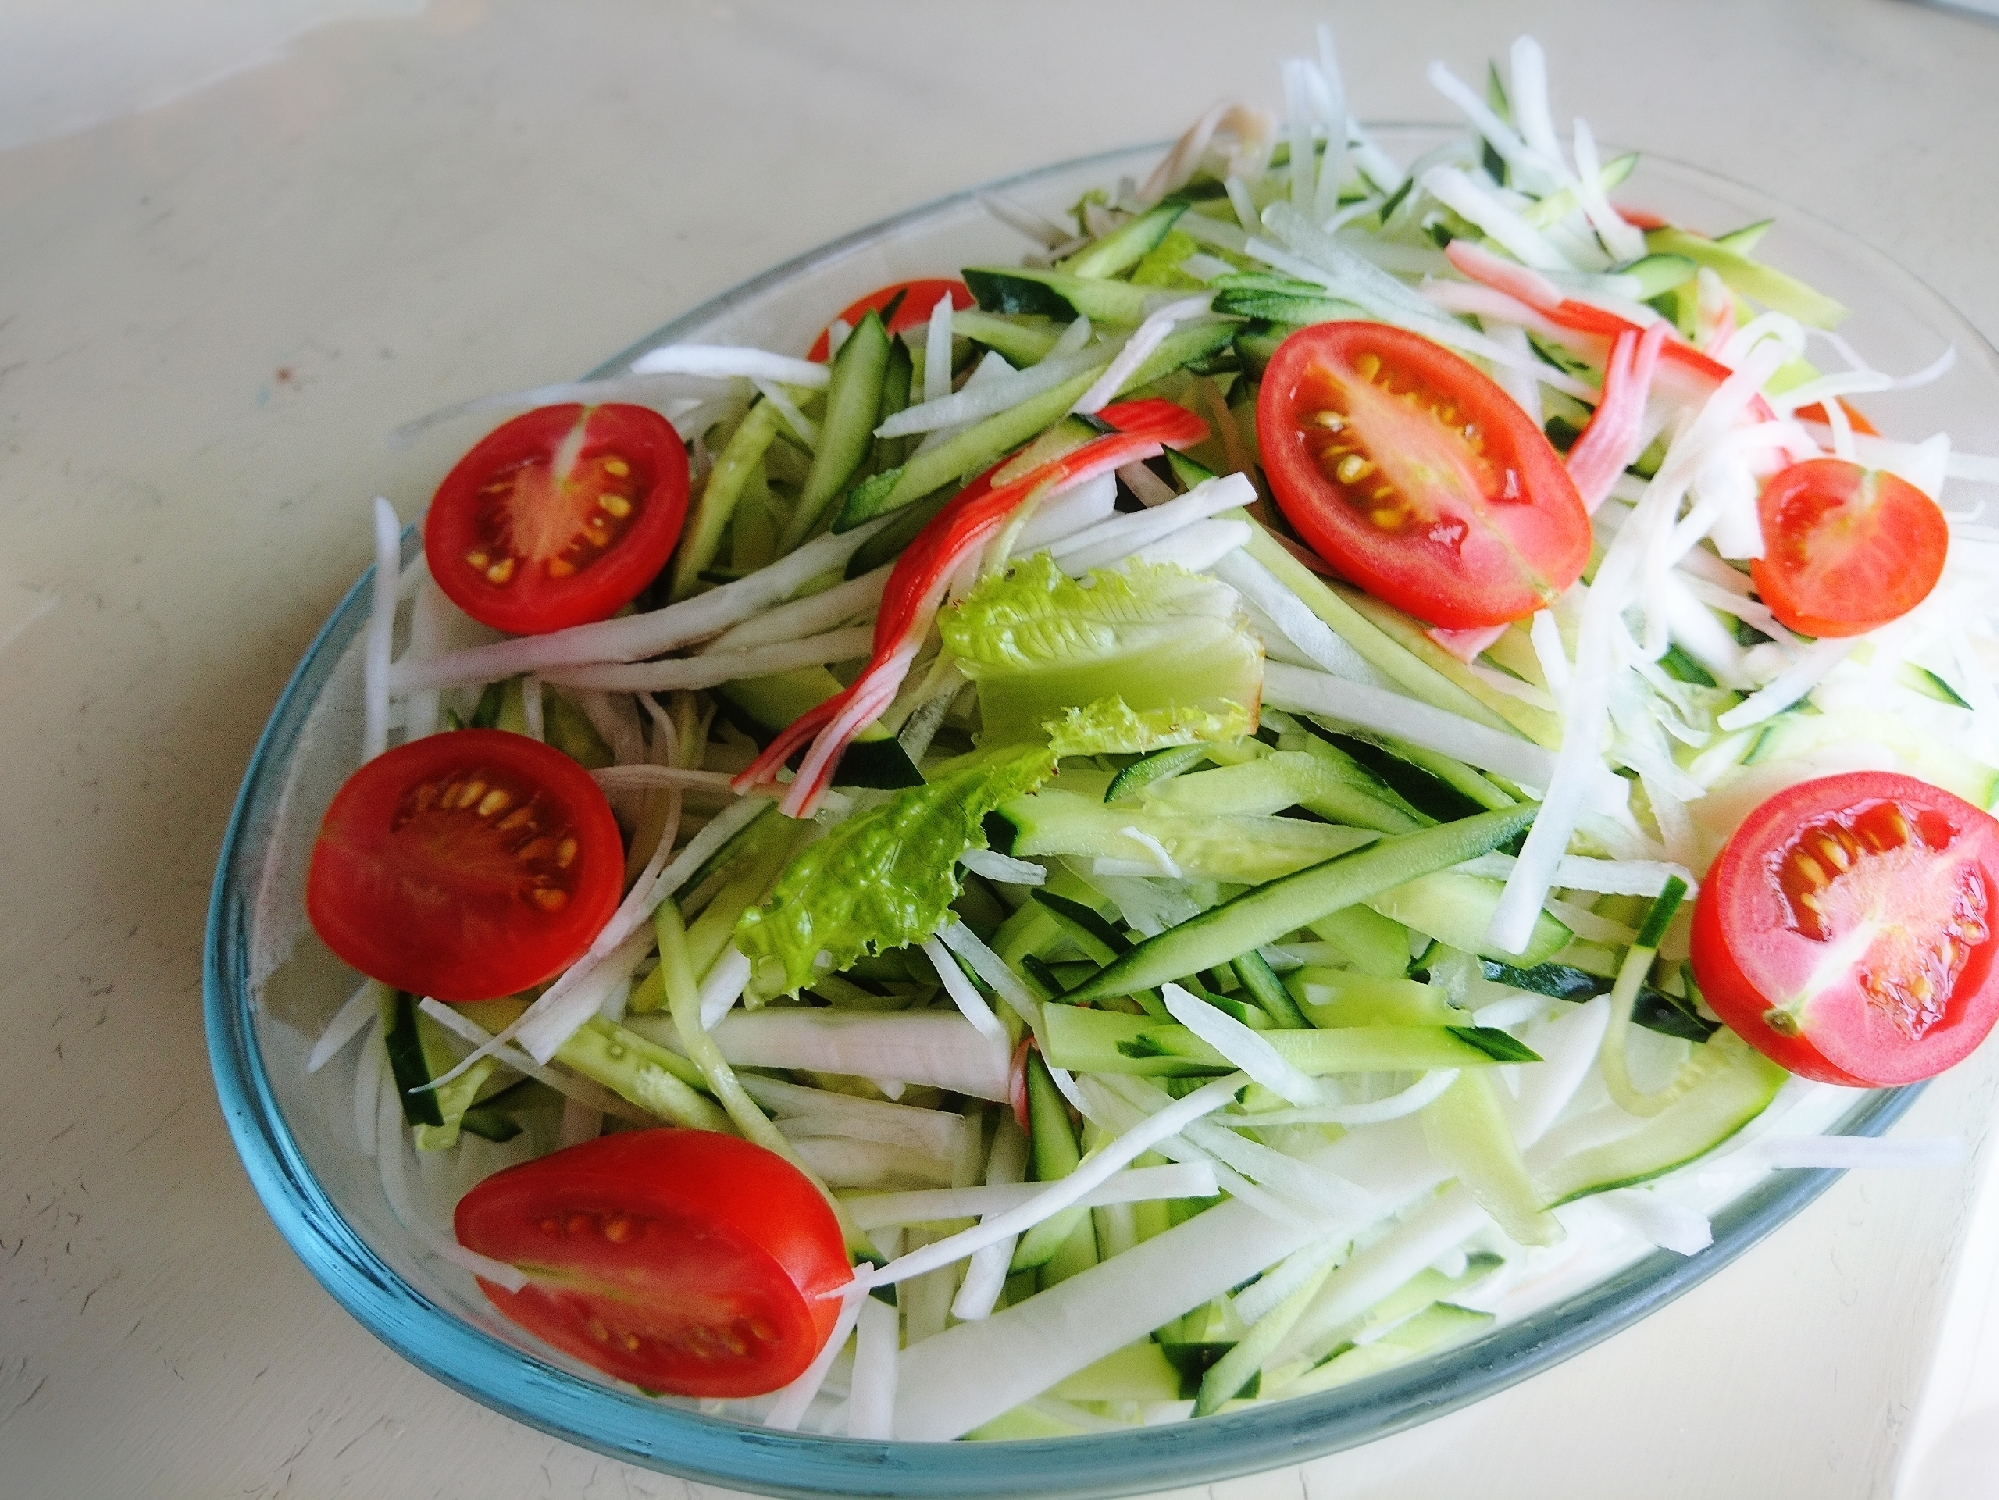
205 129 1999 1500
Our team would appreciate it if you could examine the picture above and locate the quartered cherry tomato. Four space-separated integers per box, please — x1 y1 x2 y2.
425 403 688 635
306 729 623 1002
1690 771 1999 1086
1257 322 1591 629
806 277 973 361
455 1130 852 1398
1750 457 1948 638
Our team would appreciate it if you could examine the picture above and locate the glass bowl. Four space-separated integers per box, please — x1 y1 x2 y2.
205 129 1999 1499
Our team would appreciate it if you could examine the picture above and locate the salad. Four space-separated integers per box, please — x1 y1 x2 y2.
292 29 1999 1444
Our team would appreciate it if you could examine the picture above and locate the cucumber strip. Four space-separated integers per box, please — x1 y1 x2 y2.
1231 950 1308 1029
1057 200 1189 279
1333 588 1563 747
1596 877 1703 1117
1535 1031 1788 1205
1034 890 1130 961
670 399 784 599
1011 1052 1092 1270
1515 151 1637 229
557 1017 731 1131
1478 958 1719 1042
872 333 916 471
786 308 892 547
1619 252 1699 299
1421 1070 1560 1245
1239 528 1516 735
963 267 1155 325
1116 320 1239 396
1645 225 1849 329
1278 1302 1494 1397
1140 751 1421 835
835 367 1105 529
380 990 445 1128
1292 969 1455 1028
1044 1006 1536 1075
1104 743 1212 803
1194 1255 1336 1414
1000 790 1380 885
953 309 1063 367
1368 869 1571 967
1049 1339 1182 1402
1062 804 1538 1006
1301 903 1414 980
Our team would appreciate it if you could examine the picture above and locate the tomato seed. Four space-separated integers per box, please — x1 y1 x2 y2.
602 457 630 478
477 788 512 818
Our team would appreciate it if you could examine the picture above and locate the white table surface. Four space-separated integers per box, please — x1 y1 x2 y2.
6 2 1999 1496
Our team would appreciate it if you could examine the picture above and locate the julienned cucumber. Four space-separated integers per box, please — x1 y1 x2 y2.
1061 802 1537 1007
1041 1005 1539 1076
786 307 891 547
962 267 1156 325
1056 200 1188 279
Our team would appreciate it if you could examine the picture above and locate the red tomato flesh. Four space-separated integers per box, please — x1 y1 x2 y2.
1257 322 1591 629
1690 772 1999 1086
807 278 973 361
455 1130 852 1397
1750 457 1948 638
425 404 689 636
306 729 623 1002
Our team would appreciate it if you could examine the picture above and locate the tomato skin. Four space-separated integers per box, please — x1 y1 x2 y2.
1257 322 1591 629
807 278 973 361
306 729 624 1002
1690 772 1999 1086
1749 458 1948 638
455 1130 851 1398
426 404 689 636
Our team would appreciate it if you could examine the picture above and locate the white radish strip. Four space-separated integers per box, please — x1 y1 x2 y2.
1131 518 1252 573
847 1295 901 1438
1569 117 1647 263
1309 30 1348 223
824 319 853 361
843 1163 1220 1231
1545 895 1637 946
951 1116 1030 1323
1162 982 1321 1106
1529 609 1571 701
746 1084 972 1165
390 518 890 690
880 349 1104 437
751 378 818 449
924 291 955 404
417 999 653 1125
765 1283 867 1431
353 1015 383 1157
402 568 449 742
630 345 830 389
519 675 545 741
540 627 873 693
939 920 1044 1032
856 1074 1248 1293
1048 473 1256 572
1225 174 1260 236
978 192 1071 249
1009 476 1118 553
1219 1069 1460 1128
1072 298 1213 415
467 794 768 1075
959 849 1046 885
1715 638 1856 731
922 938 1011 1052
1724 1134 1965 1170
1508 37 1563 167
1215 552 1391 687
1181 1117 1370 1217
712 1010 1011 1101
1231 1237 1345 1329
1420 166 1570 271
891 1112 1440 1440
1592 1188 1714 1256
591 765 741 795
1283 58 1314 213
1115 826 1182 878
1426 59 1564 191
1118 460 1178 508
309 981 380 1074
373 1053 531 1293
1456 850 1695 897
1486 321 1543 424
362 498 400 761
1660 577 1755 690
1261 661 1557 786
1466 660 1557 711
704 568 889 654
698 945 752 1031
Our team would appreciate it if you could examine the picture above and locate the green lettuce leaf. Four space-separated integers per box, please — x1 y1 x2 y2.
938 553 1263 755
734 745 1056 996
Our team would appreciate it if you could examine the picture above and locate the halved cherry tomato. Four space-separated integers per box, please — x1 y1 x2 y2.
1690 771 1999 1086
425 404 689 635
1257 322 1591 629
806 277 973 361
306 729 623 1002
455 1130 851 1397
1750 457 1948 638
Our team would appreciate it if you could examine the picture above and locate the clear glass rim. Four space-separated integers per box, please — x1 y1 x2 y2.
204 127 1961 1500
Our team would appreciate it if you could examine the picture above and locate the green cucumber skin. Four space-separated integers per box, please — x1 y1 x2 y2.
1367 870 1570 967
962 267 1156 325
1057 200 1189 280
1044 1006 1530 1075
1062 804 1537 1007
788 308 891 545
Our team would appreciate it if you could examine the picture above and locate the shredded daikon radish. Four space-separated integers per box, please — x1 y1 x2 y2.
362 497 400 762
631 344 830 388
